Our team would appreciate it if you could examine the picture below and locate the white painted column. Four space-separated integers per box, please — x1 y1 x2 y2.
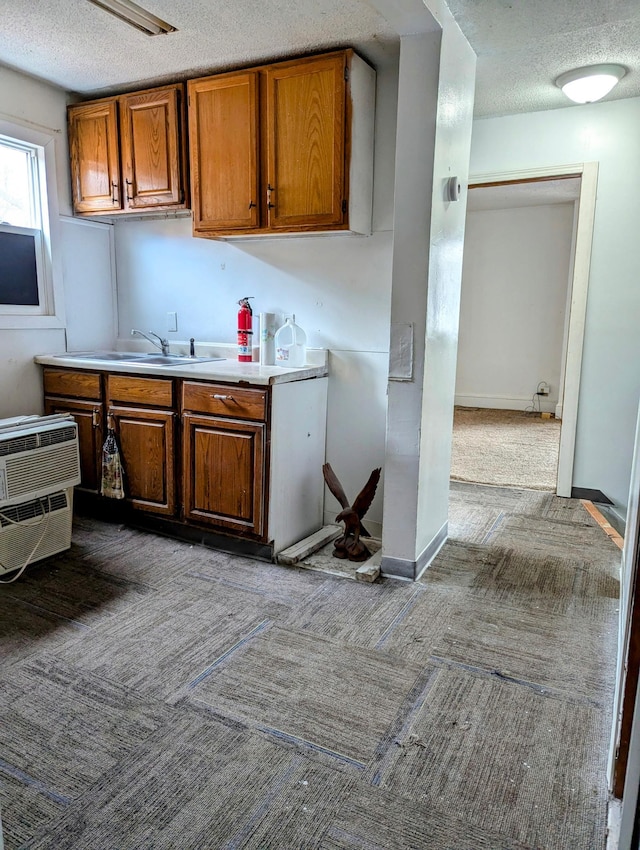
381 21 476 579
381 31 442 576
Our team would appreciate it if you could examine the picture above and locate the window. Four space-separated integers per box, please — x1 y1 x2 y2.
0 122 63 327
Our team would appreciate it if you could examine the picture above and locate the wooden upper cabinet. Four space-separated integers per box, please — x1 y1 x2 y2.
266 54 346 230
69 99 121 213
188 49 375 237
120 86 185 210
68 83 188 216
189 72 259 232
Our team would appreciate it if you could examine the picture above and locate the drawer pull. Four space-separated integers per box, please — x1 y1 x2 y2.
212 394 235 401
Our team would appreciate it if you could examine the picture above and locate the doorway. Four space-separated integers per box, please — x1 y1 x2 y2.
453 164 598 496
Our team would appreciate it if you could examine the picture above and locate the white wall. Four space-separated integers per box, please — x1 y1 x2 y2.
0 66 69 419
0 66 72 217
0 67 118 421
113 63 399 530
470 97 640 518
60 217 117 352
456 203 574 413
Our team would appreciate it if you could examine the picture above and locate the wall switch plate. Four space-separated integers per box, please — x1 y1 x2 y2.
167 312 178 332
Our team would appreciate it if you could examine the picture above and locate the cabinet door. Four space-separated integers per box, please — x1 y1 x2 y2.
266 54 346 230
120 85 186 210
68 99 121 213
182 413 265 536
44 397 103 494
188 72 260 232
109 406 176 516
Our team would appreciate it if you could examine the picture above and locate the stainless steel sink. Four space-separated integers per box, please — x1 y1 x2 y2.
59 351 225 365
137 354 226 365
62 351 147 361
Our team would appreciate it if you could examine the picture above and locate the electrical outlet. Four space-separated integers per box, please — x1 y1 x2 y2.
167 311 178 332
537 381 550 395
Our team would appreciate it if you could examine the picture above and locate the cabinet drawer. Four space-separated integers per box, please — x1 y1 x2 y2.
107 375 174 408
182 381 267 420
43 368 101 400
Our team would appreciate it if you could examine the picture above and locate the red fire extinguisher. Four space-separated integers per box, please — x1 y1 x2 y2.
237 297 254 362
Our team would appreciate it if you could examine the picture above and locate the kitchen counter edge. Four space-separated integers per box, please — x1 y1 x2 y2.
34 354 328 386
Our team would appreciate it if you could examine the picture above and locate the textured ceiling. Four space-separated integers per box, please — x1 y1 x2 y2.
0 0 638 117
0 0 400 97
449 0 640 116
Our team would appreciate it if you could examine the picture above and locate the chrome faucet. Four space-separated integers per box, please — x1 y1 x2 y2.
131 328 170 355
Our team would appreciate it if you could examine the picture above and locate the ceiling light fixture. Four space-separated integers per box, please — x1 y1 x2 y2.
555 64 626 104
86 0 177 36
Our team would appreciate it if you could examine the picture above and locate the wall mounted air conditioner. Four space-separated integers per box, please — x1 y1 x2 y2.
0 414 81 577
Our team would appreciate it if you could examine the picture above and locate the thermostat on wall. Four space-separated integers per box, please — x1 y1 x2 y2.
446 176 461 202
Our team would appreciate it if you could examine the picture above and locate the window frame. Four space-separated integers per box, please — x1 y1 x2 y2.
0 118 64 329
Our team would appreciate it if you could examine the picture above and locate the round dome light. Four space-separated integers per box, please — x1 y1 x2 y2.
555 64 627 104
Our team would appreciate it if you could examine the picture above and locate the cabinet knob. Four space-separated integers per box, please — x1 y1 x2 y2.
212 394 234 401
248 201 256 209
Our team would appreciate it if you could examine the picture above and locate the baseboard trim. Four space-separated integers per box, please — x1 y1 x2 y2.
455 394 556 414
571 487 614 505
74 493 274 561
381 521 448 581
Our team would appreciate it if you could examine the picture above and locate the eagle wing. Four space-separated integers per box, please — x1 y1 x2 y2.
322 463 350 509
352 468 381 519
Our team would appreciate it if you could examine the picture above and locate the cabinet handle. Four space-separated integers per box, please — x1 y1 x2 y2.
266 184 275 210
111 182 119 204
92 408 101 427
212 394 235 401
125 179 133 201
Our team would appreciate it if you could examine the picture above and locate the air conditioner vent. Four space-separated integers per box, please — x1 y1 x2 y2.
5 443 81 501
0 425 76 457
39 426 77 450
0 492 68 528
0 435 38 457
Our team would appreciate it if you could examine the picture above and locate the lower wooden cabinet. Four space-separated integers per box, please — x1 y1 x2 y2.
182 412 265 536
109 406 176 516
106 375 176 515
44 396 103 494
43 368 104 494
40 365 328 557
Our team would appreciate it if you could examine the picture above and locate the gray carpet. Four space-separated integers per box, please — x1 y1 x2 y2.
0 482 621 849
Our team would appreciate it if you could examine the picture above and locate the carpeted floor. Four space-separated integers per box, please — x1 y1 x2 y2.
0 483 620 849
451 406 562 490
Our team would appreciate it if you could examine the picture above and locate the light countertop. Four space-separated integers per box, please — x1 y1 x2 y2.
35 345 328 386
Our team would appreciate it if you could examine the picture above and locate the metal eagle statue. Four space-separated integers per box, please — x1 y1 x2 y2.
322 462 381 562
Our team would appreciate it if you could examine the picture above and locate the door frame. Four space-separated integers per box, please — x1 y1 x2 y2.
609 401 640 798
467 162 598 497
